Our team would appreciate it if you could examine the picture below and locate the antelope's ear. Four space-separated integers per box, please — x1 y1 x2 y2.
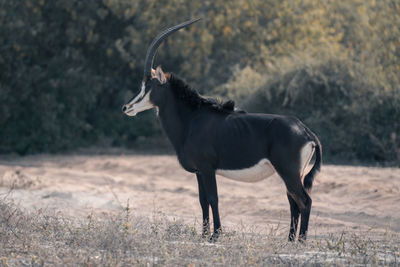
155 66 167 84
151 68 156 78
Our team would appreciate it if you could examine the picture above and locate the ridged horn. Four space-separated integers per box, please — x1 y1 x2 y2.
143 18 202 78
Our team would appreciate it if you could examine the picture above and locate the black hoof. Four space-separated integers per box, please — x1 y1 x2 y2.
208 229 221 243
288 234 296 242
208 233 218 243
298 235 307 244
201 230 210 239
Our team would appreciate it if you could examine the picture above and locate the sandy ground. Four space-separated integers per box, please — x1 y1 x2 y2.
1 154 399 236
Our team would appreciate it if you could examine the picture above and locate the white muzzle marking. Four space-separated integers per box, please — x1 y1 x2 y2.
124 82 155 116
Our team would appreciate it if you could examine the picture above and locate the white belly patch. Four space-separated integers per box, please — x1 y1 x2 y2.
216 143 315 183
216 158 276 183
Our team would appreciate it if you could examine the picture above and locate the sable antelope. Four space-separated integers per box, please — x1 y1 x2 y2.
122 19 322 242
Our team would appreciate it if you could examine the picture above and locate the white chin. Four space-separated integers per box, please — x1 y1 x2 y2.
124 110 137 116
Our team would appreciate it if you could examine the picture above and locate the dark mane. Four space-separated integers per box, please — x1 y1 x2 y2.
168 74 237 113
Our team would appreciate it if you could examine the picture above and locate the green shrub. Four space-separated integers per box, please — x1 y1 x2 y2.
243 58 400 163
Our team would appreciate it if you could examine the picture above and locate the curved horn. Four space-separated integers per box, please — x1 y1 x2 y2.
143 18 202 78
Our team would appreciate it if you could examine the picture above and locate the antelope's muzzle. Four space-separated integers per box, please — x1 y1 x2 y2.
122 82 154 116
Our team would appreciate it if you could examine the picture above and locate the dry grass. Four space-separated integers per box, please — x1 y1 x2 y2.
0 194 399 266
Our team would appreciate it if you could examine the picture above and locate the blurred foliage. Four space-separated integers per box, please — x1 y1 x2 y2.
243 57 400 163
0 0 399 163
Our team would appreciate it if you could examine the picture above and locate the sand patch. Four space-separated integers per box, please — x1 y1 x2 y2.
0 154 399 234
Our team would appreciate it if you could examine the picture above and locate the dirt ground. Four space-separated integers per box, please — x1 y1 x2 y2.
1 154 399 236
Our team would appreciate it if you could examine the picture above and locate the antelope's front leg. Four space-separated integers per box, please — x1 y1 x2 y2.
196 173 210 237
197 170 221 242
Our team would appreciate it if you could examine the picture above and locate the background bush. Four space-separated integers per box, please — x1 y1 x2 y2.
0 0 399 164
239 58 400 163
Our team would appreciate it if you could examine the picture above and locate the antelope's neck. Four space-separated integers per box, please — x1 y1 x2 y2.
157 100 193 153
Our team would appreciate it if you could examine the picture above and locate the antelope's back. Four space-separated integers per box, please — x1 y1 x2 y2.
214 113 280 170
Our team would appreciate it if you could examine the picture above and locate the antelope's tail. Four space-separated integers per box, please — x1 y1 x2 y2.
303 130 322 193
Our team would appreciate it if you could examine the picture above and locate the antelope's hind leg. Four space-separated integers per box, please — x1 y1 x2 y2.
271 159 312 242
287 193 300 241
286 183 312 242
298 188 312 242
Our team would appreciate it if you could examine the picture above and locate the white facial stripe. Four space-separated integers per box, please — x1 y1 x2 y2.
216 158 276 183
128 81 146 106
125 90 154 116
